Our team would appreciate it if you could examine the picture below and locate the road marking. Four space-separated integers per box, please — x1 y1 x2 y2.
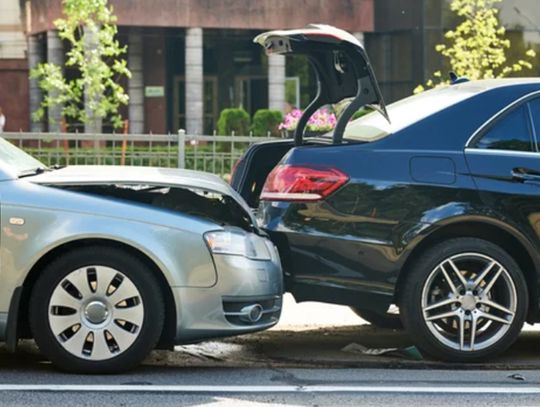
0 384 538 394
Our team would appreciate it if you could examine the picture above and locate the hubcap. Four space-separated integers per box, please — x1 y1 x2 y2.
84 301 109 325
421 253 517 352
460 294 476 311
48 266 144 361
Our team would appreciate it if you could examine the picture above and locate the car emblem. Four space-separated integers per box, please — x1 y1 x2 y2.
9 217 25 226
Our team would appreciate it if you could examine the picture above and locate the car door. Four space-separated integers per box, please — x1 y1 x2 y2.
465 94 540 244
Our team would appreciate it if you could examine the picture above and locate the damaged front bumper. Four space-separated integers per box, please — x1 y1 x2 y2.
172 238 283 343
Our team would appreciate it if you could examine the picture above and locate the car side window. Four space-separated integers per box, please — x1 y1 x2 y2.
475 105 533 152
528 98 540 150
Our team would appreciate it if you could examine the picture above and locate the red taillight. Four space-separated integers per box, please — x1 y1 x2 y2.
261 165 349 202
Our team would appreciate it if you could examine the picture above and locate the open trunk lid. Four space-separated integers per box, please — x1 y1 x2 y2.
231 25 386 206
254 24 388 145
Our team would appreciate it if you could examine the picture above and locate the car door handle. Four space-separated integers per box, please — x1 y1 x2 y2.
511 167 540 183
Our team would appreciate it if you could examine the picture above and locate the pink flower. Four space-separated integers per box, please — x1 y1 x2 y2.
279 108 336 132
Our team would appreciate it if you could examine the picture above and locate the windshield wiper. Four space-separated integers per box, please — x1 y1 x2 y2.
18 167 48 178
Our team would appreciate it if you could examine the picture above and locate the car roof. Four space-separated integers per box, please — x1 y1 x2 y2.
450 78 540 92
366 79 540 151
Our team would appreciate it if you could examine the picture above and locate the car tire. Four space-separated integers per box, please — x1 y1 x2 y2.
350 307 403 330
400 237 528 362
29 246 165 373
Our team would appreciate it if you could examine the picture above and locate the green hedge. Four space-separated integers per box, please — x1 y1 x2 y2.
217 108 250 136
251 109 283 137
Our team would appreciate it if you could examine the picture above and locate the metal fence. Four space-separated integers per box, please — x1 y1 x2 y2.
2 131 279 176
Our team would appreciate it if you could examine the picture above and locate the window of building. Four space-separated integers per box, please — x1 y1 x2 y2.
364 31 414 102
475 105 533 151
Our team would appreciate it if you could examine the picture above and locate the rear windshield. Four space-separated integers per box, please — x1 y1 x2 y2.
342 85 478 142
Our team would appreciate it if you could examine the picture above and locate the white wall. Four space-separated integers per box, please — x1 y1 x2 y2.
0 0 27 59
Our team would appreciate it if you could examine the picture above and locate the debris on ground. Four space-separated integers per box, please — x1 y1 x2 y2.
508 373 526 381
342 342 423 361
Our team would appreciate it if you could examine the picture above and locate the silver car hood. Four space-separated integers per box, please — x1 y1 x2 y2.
29 165 257 224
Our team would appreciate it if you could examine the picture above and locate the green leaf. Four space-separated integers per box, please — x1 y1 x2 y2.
32 0 130 130
417 0 534 91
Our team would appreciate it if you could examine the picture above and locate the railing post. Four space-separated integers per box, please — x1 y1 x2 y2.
177 129 186 169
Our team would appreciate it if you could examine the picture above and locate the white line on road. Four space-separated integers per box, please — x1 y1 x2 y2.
0 384 538 394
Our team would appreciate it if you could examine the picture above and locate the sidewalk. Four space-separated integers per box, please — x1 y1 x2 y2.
275 294 360 329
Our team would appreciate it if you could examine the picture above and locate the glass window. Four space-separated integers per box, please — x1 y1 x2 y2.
528 98 540 148
342 84 476 142
475 105 532 151
0 137 45 175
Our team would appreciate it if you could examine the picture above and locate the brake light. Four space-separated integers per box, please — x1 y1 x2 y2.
261 165 348 202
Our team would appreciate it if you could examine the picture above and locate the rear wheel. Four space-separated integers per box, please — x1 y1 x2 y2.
29 246 164 373
350 306 403 330
401 238 528 362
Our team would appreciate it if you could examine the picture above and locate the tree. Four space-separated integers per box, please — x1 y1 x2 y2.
416 0 536 92
30 0 131 131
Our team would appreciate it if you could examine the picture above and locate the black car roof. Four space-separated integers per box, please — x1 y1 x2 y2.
451 78 540 92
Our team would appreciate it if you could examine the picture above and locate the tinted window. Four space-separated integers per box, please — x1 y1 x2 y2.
475 105 532 151
343 85 475 142
528 98 540 148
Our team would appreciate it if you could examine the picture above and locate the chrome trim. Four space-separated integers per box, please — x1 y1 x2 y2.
224 306 281 317
8 217 24 226
464 148 540 157
464 90 540 148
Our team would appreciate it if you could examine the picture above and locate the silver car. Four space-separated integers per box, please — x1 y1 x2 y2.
0 138 282 373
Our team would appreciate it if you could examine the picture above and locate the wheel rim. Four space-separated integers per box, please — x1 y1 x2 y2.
48 266 144 361
421 252 517 352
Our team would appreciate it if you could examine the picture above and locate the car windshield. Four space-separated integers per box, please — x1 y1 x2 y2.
0 137 47 176
340 85 479 142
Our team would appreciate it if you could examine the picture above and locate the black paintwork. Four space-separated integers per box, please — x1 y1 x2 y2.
232 80 540 321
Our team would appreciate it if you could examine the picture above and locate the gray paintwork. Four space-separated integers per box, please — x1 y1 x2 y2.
0 163 283 344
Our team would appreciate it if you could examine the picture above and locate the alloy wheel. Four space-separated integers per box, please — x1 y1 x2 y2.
421 252 517 352
48 265 144 361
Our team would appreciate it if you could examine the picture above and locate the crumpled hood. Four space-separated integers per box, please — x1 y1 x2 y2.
29 165 257 226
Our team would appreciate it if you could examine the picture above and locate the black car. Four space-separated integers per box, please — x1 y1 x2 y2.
232 24 540 361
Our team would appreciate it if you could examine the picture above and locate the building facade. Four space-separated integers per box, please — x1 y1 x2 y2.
23 0 373 134
2 0 540 133
0 0 29 132
367 0 540 102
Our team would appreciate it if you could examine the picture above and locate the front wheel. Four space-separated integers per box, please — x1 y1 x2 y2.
29 246 165 373
401 238 528 362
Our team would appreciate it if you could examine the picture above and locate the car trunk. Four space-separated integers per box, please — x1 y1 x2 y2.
231 25 386 207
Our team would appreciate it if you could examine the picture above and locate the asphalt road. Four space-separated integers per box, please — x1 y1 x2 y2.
1 295 540 406
0 365 538 406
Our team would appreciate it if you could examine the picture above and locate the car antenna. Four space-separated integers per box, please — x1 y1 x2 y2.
449 71 469 84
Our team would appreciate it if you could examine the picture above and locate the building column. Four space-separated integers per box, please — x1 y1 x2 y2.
83 25 101 134
185 27 203 135
28 34 44 132
46 30 63 132
128 31 144 134
268 54 286 113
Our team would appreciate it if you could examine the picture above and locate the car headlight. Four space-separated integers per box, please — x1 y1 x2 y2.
204 229 272 260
